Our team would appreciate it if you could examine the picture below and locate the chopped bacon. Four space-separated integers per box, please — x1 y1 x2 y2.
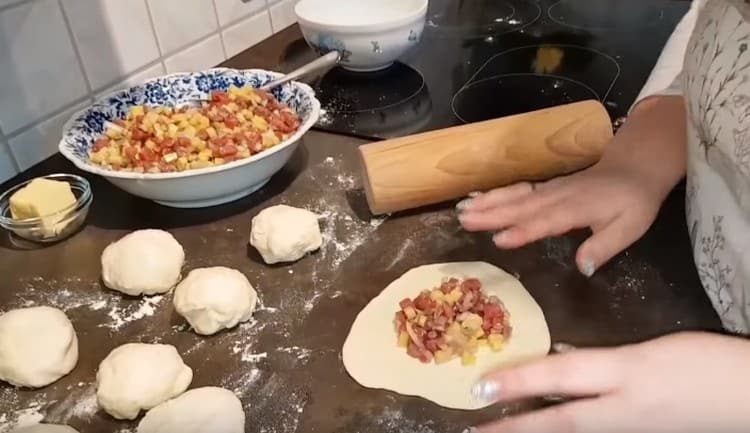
93 138 109 152
396 276 512 365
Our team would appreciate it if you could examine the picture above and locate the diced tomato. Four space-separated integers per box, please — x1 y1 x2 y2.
211 91 230 104
484 303 501 319
399 299 413 310
254 106 272 118
462 278 481 292
93 138 109 152
414 292 434 311
131 128 149 141
218 144 237 157
425 339 441 353
123 146 138 159
224 116 239 129
141 148 157 162
160 138 175 150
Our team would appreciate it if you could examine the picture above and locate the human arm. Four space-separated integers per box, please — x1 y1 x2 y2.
456 1 701 276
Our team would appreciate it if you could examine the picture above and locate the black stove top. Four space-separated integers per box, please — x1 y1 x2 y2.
290 0 691 140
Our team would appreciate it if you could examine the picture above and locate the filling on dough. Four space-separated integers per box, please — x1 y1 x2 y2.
394 277 512 366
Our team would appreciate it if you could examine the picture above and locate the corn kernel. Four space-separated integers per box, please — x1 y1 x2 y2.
461 352 477 366
435 350 454 364
198 149 212 161
397 331 409 348
488 334 504 352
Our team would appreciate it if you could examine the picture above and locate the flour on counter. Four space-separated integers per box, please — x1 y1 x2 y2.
241 352 268 362
277 346 312 363
230 318 269 362
225 368 263 397
103 295 164 330
0 397 45 433
373 409 440 433
44 384 97 424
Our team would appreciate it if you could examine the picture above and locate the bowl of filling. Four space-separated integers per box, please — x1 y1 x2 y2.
59 68 320 208
295 0 428 72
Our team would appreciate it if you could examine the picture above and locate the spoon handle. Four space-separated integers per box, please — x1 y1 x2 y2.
259 51 340 91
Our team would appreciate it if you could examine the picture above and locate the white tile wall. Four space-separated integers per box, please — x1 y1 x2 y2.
0 0 301 183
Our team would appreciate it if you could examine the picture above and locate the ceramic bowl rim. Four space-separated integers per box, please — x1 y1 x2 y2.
58 67 321 181
295 0 428 33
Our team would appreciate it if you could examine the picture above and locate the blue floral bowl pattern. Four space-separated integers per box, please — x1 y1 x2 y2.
60 68 318 176
58 68 320 208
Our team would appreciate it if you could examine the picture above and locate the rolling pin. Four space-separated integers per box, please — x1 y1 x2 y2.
358 100 613 215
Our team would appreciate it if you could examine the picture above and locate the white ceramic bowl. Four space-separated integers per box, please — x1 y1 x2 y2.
58 68 320 208
295 0 428 72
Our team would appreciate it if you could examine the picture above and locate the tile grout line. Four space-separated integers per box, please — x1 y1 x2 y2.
3 3 281 142
0 128 21 173
210 0 229 60
57 0 94 94
142 0 168 73
0 0 31 14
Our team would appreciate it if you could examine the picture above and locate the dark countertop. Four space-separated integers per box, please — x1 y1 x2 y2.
0 26 722 433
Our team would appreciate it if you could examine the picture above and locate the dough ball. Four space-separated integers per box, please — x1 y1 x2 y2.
173 267 257 336
0 306 78 388
11 425 79 433
101 229 185 296
249 205 322 264
96 343 193 420
137 387 245 433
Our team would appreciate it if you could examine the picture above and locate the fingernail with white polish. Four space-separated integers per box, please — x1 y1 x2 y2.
468 191 483 198
580 259 596 277
471 380 500 405
456 199 473 211
492 231 507 244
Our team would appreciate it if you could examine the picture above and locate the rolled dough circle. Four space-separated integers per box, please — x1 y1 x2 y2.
136 387 245 433
0 306 78 388
96 343 193 420
11 425 79 433
342 262 551 410
173 267 258 336
101 229 185 296
249 205 322 264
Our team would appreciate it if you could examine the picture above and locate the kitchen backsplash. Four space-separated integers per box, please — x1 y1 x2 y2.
0 0 300 183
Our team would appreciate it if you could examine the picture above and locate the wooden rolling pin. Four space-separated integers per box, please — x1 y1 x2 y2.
359 100 613 215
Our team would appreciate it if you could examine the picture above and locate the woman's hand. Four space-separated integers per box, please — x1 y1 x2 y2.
457 96 688 276
469 332 750 433
457 159 663 276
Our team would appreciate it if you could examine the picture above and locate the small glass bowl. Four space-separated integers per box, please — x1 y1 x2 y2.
0 173 93 243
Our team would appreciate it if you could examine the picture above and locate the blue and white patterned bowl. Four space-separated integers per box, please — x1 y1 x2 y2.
295 0 427 72
59 68 320 208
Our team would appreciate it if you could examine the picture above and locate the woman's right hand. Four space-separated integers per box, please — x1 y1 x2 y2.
457 160 662 276
456 96 688 276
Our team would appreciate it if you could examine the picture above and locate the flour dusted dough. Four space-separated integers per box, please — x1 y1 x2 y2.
342 262 551 410
136 387 245 433
96 343 193 420
173 267 258 336
249 205 322 264
0 306 78 388
11 425 79 433
101 229 185 296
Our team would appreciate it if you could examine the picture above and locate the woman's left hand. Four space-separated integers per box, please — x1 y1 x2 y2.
469 332 750 433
